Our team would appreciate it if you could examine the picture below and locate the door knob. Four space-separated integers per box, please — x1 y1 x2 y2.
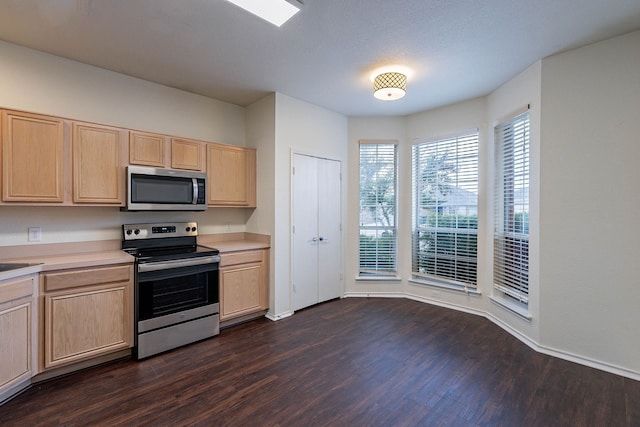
312 237 318 242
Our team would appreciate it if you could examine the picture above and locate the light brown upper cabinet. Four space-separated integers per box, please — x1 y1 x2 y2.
130 134 204 171
206 143 256 207
129 130 167 167
2 110 65 202
72 122 127 204
1 108 257 209
171 138 204 171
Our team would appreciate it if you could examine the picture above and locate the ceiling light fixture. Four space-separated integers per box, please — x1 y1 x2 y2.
373 72 407 101
226 0 301 27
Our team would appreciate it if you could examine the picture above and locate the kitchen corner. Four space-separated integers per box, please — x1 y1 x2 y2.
198 232 271 327
0 231 270 405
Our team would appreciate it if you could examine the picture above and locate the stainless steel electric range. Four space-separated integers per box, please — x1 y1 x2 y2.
122 222 220 359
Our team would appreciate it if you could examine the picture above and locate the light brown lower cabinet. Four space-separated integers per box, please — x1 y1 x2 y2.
0 274 37 402
219 249 269 323
40 264 133 370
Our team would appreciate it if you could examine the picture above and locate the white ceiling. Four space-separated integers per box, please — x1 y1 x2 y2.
1 0 639 117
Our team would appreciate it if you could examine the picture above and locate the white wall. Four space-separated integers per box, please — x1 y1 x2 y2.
346 116 407 294
0 206 251 245
346 32 640 379
246 94 277 309
0 41 248 246
486 62 542 344
405 98 489 312
0 41 245 144
270 94 348 318
347 99 490 312
539 30 640 375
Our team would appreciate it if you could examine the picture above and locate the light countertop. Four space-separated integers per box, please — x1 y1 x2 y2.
0 232 270 281
0 250 134 282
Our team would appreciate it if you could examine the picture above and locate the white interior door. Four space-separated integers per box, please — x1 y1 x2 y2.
292 153 342 311
317 158 342 303
292 154 319 311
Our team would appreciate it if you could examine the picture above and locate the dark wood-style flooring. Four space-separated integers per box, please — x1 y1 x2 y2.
1 297 638 426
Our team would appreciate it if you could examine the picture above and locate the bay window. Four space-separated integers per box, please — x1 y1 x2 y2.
359 141 397 276
412 131 479 288
494 111 530 304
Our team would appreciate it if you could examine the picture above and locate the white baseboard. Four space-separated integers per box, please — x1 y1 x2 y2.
343 291 407 299
405 292 487 318
486 311 640 380
265 310 293 321
343 292 640 381
534 341 640 381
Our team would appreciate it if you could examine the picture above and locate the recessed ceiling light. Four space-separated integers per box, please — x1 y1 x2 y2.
226 0 301 27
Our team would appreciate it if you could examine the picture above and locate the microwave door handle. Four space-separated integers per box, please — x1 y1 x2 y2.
192 178 198 204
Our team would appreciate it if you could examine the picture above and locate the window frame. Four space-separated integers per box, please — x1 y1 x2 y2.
358 141 398 277
493 110 530 306
411 131 479 289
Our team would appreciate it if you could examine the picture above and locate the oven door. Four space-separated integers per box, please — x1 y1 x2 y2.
136 256 220 333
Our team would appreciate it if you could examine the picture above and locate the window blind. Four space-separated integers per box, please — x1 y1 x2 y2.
412 132 479 287
494 111 530 303
359 143 397 275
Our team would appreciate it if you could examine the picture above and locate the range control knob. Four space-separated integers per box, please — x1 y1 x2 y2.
126 229 133 236
191 226 197 232
134 229 140 235
185 227 191 232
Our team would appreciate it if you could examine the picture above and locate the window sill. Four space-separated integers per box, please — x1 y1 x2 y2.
490 295 532 322
409 277 481 296
356 275 402 282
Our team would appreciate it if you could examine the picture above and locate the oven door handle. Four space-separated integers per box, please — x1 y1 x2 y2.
138 255 220 273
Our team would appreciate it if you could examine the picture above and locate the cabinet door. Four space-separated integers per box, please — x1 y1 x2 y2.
43 265 133 369
0 302 32 395
207 144 256 207
171 138 203 171
0 275 35 400
2 110 65 202
73 123 126 204
220 263 264 320
129 130 166 167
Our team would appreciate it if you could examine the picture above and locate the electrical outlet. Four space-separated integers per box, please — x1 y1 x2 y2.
28 227 42 242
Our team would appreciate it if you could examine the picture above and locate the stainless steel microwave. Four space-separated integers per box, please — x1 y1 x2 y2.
125 166 207 211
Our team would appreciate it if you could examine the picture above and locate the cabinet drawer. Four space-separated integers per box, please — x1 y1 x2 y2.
44 265 131 292
220 250 263 267
0 276 35 304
